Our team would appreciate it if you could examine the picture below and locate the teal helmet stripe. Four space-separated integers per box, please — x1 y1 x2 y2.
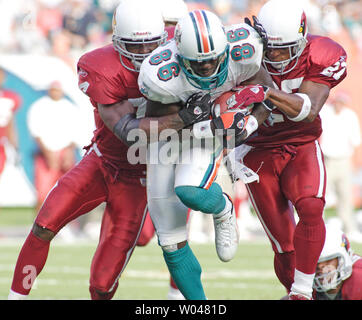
189 12 202 53
201 10 214 52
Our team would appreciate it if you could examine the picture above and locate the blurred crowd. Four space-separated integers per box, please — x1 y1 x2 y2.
1 0 362 68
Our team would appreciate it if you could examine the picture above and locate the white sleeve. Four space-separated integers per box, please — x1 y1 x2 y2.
138 53 181 105
350 111 361 148
226 23 264 83
27 101 43 138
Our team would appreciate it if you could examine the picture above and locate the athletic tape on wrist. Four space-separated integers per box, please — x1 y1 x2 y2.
113 113 140 145
262 99 274 111
192 120 214 139
244 114 258 138
287 93 311 122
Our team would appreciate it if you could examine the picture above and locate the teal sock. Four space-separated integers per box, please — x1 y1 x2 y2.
175 183 226 214
163 243 206 300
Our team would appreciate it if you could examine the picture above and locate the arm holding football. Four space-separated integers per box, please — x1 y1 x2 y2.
142 92 212 134
192 67 273 142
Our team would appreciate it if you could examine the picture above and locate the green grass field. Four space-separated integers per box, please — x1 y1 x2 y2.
0 239 283 300
1 207 362 300
1 239 362 300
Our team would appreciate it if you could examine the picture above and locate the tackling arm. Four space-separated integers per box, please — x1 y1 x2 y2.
265 80 330 122
99 92 212 145
241 66 274 129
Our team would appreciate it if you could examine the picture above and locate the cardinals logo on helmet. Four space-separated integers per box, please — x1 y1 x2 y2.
298 12 307 36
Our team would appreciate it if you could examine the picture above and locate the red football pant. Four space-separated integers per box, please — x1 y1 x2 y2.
0 144 5 175
33 151 74 208
10 150 147 298
137 212 155 246
244 141 326 291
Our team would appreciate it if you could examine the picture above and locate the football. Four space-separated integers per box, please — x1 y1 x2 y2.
212 87 254 117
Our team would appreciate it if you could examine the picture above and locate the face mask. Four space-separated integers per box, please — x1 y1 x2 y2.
318 264 339 291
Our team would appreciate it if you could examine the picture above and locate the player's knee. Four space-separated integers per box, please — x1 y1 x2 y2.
295 197 324 225
32 223 55 241
175 183 224 213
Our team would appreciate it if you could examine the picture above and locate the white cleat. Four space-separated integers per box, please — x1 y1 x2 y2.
8 289 28 300
213 195 239 262
167 286 185 300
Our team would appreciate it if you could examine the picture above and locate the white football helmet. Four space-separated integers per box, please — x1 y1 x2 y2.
175 10 229 90
160 0 189 24
112 0 168 72
313 225 353 293
257 0 308 75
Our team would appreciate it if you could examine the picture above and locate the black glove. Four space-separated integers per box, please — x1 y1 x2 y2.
211 111 248 149
244 16 268 52
178 92 212 127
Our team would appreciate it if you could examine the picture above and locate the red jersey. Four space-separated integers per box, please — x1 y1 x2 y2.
166 26 175 39
247 34 347 148
0 89 21 137
0 88 21 173
77 44 146 177
314 255 362 300
341 255 362 300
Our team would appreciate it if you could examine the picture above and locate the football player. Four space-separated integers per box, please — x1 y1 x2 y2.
8 0 207 300
313 225 362 300
223 0 348 300
160 0 189 28
137 0 189 300
0 67 21 179
138 9 274 300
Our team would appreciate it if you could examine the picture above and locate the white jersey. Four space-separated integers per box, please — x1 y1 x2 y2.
138 23 264 104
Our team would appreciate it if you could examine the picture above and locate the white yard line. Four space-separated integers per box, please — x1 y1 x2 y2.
0 267 275 280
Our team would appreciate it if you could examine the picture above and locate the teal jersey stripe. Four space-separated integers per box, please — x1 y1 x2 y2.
199 145 223 188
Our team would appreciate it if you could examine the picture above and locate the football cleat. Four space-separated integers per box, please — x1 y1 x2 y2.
167 286 185 300
288 293 312 300
213 194 239 262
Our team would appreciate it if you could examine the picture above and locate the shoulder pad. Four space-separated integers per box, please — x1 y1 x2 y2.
138 41 183 104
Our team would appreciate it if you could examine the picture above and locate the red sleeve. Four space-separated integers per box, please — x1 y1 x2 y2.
304 36 347 88
342 258 362 300
4 90 22 111
77 51 127 105
166 26 175 40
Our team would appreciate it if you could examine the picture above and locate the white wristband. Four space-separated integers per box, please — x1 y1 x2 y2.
244 114 258 138
287 93 311 122
192 120 214 139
